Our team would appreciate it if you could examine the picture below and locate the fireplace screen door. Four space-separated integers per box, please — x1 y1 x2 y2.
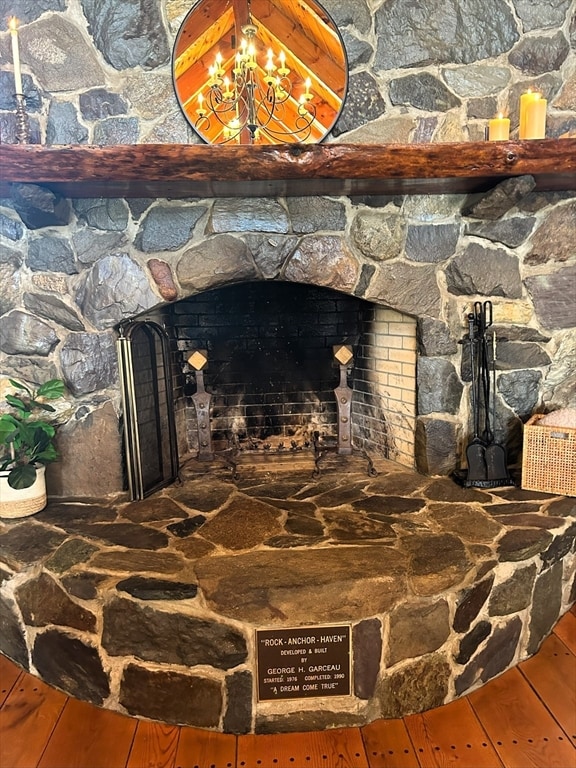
117 321 179 500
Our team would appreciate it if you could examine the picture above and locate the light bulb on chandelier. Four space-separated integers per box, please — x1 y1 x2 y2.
195 23 317 144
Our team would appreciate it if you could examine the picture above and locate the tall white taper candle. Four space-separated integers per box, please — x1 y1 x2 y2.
9 17 23 95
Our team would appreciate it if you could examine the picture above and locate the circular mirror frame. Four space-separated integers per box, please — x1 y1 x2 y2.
172 0 348 145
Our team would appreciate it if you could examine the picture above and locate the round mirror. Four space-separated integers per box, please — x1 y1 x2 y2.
172 0 348 145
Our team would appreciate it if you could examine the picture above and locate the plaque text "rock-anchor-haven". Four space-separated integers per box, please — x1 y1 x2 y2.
256 625 351 701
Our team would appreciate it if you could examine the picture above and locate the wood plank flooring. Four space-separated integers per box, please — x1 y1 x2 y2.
1 606 574 768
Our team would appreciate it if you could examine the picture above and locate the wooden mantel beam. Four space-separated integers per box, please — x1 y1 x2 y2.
0 139 574 199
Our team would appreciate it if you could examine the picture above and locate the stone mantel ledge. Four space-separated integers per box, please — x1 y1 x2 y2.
0 460 575 734
0 138 575 200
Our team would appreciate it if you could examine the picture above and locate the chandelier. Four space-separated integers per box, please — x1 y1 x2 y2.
194 23 317 144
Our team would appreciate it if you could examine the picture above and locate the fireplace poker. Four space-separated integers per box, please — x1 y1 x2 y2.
484 330 513 484
465 312 487 482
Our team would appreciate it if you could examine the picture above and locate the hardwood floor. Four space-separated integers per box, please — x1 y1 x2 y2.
1 607 574 768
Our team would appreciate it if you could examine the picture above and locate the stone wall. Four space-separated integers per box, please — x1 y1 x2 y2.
0 0 575 497
1 468 575 734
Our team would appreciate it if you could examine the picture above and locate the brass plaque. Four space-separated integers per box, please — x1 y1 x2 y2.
256 624 351 701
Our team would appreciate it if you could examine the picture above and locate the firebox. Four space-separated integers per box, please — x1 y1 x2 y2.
118 281 417 498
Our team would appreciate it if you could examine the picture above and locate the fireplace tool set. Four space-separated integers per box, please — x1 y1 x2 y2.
462 301 513 488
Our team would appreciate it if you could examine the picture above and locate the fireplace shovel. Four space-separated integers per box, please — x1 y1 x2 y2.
484 332 513 485
465 312 488 482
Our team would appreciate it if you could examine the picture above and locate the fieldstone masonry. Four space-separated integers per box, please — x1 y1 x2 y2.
0 461 574 732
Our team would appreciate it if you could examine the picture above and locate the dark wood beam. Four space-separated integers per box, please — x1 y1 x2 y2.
0 139 574 199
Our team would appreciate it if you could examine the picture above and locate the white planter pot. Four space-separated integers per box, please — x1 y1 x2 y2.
0 465 47 518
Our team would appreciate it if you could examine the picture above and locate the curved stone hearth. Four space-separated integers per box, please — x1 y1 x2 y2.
0 458 575 734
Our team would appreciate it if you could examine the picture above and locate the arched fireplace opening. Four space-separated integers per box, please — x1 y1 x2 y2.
119 280 417 498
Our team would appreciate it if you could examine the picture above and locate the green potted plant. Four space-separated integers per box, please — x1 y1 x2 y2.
0 378 66 518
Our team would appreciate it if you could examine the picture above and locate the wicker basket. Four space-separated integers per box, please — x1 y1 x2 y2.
521 414 576 497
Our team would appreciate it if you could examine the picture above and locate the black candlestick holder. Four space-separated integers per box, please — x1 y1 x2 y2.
14 93 31 144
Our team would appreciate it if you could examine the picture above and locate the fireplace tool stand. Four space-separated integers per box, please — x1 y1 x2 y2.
313 346 377 478
454 302 514 489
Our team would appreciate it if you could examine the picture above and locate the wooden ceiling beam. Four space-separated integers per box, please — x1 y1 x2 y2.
232 0 251 29
250 0 345 91
174 0 232 58
174 8 235 82
251 19 341 114
265 0 345 67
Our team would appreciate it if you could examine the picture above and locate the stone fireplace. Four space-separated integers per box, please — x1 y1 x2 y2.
134 281 417 481
2 162 575 503
1 184 574 500
2 186 574 733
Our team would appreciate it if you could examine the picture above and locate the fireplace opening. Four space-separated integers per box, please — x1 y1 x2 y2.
119 281 417 497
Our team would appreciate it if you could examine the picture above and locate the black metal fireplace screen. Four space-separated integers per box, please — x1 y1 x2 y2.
117 321 179 499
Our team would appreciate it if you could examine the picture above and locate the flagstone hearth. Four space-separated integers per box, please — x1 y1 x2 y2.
0 458 574 734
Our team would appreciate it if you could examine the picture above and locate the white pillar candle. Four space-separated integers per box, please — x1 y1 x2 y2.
524 96 547 139
488 113 510 141
9 17 23 95
519 90 539 139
